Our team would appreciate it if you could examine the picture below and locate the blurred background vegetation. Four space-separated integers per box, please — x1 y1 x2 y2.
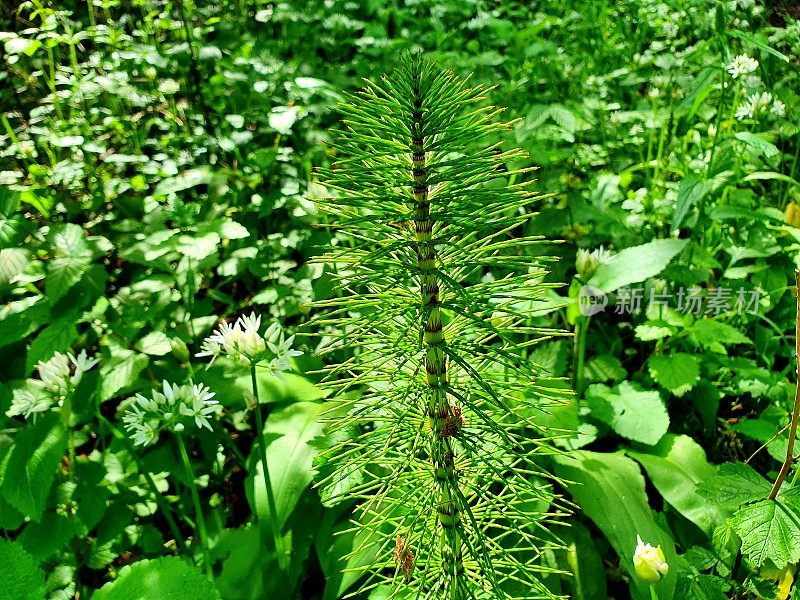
2 1 800 598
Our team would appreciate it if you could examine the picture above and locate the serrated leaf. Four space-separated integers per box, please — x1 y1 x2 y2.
93 557 220 600
588 239 688 293
0 413 67 521
99 350 149 401
696 462 771 511
137 331 172 356
635 324 673 342
0 248 28 285
689 319 750 354
219 219 250 240
25 316 79 374
584 354 626 383
731 498 800 569
672 177 714 234
0 539 46 600
648 353 700 397
586 381 669 445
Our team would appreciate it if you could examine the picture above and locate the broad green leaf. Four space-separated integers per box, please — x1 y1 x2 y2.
627 434 725 535
731 497 800 569
177 232 220 261
98 350 149 401
17 512 76 562
586 381 669 445
588 239 688 293
672 177 714 234
153 167 213 197
742 172 800 187
0 248 28 285
689 319 750 354
269 106 302 134
734 132 779 159
648 353 700 397
93 557 220 600
137 331 172 356
0 539 45 600
635 324 673 342
696 462 771 511
0 298 50 348
553 451 677 600
4 37 41 56
558 523 608 600
251 402 325 528
0 413 67 521
728 29 790 62
25 315 79 374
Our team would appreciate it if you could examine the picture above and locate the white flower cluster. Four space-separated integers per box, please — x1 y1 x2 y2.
196 312 302 377
7 350 99 420
576 246 614 280
122 381 220 447
725 54 758 79
735 91 785 120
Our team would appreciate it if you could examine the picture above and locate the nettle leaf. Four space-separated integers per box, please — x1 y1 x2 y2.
586 381 669 445
99 350 149 401
136 331 172 356
0 539 46 600
93 557 220 600
25 315 79 374
635 323 673 342
0 297 51 348
688 319 750 354
0 248 29 286
696 462 771 511
648 353 700 397
588 239 688 293
731 496 800 569
672 177 714 234
0 413 67 521
45 224 109 303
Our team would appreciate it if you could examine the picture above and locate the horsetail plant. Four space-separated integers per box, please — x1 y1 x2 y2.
313 55 568 598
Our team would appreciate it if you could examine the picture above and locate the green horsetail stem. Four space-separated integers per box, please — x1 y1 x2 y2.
314 54 567 599
410 60 465 592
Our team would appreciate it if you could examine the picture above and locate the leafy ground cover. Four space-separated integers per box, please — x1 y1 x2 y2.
1 0 800 598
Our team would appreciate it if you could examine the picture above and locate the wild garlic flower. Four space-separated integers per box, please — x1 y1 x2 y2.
576 246 614 280
633 535 669 584
196 313 302 377
772 99 786 117
725 54 758 79
7 388 51 420
6 350 99 420
122 380 219 447
735 91 774 120
267 330 303 379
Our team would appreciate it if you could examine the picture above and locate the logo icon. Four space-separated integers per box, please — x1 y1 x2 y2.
578 285 608 316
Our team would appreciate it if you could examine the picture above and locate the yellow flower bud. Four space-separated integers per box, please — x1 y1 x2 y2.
633 535 669 584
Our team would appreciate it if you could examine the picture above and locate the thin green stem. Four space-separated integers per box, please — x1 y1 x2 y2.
175 433 213 580
574 316 590 397
250 364 287 570
650 585 659 600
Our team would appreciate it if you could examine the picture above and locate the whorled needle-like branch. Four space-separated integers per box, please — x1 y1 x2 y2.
312 54 568 599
